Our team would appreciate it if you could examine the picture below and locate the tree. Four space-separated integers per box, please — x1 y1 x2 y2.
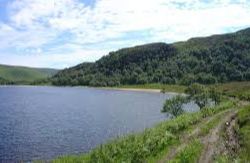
162 95 188 117
185 83 206 97
192 92 210 109
185 83 210 109
209 87 222 105
195 73 217 84
50 28 250 86
244 69 250 80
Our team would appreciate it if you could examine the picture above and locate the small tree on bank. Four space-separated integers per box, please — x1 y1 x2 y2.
185 83 210 109
162 83 222 117
162 95 188 117
209 87 222 105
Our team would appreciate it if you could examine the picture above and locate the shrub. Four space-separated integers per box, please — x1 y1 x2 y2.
162 95 188 117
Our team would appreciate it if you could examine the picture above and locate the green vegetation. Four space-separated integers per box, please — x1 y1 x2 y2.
186 83 211 109
199 111 225 136
169 139 203 163
0 64 58 84
216 105 250 163
0 77 13 85
162 95 188 117
237 105 250 161
23 27 249 162
52 100 234 163
162 83 223 118
187 83 222 109
52 27 250 87
215 82 250 101
209 87 222 105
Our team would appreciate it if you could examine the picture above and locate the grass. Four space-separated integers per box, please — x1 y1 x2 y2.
214 81 250 101
169 139 203 163
116 83 186 93
215 104 250 163
237 105 250 161
52 100 234 163
199 110 228 136
0 64 58 83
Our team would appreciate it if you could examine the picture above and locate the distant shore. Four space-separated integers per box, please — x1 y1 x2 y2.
97 87 184 95
98 84 186 94
98 87 161 93
0 84 183 94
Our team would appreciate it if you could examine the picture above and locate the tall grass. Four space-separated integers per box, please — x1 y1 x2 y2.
237 105 250 161
199 112 225 136
214 82 250 101
52 100 234 163
169 139 203 163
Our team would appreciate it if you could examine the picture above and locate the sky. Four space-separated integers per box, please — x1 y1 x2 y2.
0 0 250 69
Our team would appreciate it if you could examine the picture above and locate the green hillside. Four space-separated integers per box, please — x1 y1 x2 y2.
51 27 250 86
0 64 58 84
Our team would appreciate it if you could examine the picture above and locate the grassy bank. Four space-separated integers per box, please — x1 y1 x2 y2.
169 139 203 163
214 82 250 101
237 105 250 161
52 100 234 163
109 81 250 96
215 104 250 163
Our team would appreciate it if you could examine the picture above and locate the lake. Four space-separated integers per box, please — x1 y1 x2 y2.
0 86 197 161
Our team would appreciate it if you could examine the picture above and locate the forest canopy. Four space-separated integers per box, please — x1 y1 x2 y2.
51 28 250 86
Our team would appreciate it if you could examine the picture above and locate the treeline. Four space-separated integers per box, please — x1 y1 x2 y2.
0 77 42 85
51 27 250 86
0 77 14 85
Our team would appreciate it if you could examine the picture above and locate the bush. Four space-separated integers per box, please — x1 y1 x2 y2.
209 87 222 104
162 95 188 117
185 83 210 109
185 83 222 109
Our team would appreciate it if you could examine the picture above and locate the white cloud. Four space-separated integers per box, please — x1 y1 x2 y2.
0 0 249 68
0 48 107 68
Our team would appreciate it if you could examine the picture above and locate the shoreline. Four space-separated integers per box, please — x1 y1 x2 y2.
97 87 183 95
0 84 182 94
98 87 161 93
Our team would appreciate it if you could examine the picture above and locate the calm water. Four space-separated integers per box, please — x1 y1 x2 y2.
0 86 197 161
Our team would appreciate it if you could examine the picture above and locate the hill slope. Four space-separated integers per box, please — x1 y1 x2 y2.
52 27 250 86
0 64 58 83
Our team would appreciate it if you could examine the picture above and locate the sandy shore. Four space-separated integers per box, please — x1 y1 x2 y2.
100 87 161 93
98 87 181 95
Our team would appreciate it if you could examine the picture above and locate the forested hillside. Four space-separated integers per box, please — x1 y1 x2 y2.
52 27 250 86
0 64 58 84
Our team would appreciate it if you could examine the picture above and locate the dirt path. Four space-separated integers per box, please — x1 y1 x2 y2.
198 100 250 163
225 114 239 154
157 109 233 163
214 108 242 160
198 110 237 163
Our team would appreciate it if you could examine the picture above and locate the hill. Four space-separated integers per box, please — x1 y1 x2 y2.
51 27 250 86
0 64 58 84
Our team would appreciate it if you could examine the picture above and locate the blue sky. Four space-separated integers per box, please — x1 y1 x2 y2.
0 0 250 69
